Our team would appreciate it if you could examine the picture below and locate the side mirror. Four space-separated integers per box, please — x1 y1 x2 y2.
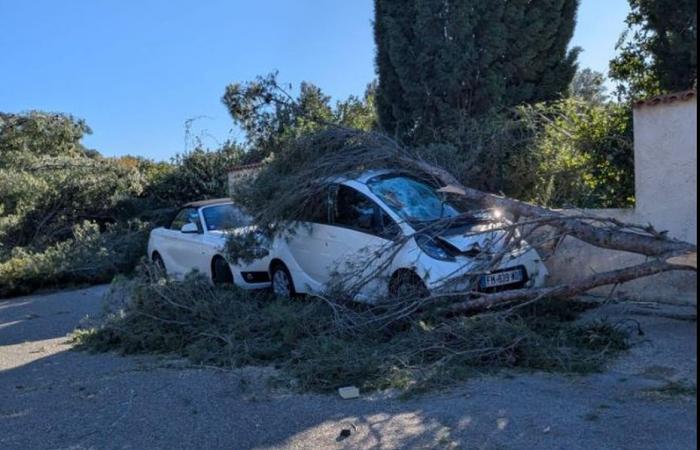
180 222 199 234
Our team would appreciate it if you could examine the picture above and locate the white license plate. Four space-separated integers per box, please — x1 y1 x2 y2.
480 268 524 289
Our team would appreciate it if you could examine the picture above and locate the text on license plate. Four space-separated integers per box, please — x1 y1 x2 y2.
480 269 524 288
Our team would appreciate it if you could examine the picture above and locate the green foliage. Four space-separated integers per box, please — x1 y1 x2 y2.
222 73 377 162
374 0 580 145
145 145 244 206
0 157 144 250
0 111 93 167
610 0 697 100
570 68 609 104
0 220 148 297
0 111 246 296
517 99 635 208
77 273 629 393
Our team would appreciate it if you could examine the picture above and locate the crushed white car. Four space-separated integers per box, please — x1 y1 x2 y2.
147 199 271 288
267 170 549 301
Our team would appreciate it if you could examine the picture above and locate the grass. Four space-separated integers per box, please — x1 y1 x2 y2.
74 269 630 394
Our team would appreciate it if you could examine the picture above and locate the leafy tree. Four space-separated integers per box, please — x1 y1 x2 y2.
0 112 91 167
334 82 379 131
222 73 377 161
570 68 609 104
146 145 245 206
374 0 580 145
610 0 697 99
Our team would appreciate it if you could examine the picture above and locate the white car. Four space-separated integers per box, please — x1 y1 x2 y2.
267 170 549 301
147 199 271 289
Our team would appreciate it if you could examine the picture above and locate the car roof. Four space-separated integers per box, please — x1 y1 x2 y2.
182 198 233 208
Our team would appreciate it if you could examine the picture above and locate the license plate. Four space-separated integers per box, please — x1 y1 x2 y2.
480 268 524 289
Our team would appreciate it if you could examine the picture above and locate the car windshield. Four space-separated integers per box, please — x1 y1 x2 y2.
201 204 251 231
367 175 461 225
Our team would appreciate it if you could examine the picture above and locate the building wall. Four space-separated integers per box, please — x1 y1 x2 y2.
634 98 697 245
547 96 697 303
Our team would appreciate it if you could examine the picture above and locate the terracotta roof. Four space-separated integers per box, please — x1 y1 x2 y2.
633 89 696 108
228 162 266 172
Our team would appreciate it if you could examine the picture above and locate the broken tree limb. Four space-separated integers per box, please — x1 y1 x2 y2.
443 259 696 314
227 125 695 313
407 159 696 263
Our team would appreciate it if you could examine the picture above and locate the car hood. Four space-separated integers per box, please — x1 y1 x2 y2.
433 224 510 255
435 231 505 253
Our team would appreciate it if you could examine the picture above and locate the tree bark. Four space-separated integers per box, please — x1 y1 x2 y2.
444 259 695 314
403 157 697 264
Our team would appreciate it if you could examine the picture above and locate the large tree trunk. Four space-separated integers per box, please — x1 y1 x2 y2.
404 157 697 264
397 156 697 312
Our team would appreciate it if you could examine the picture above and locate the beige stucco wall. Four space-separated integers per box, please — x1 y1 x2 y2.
547 97 697 303
544 209 697 304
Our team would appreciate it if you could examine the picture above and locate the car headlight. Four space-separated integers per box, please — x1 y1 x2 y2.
415 234 455 262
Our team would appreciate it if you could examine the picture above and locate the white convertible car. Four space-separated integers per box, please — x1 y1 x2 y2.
147 199 271 289
267 170 549 301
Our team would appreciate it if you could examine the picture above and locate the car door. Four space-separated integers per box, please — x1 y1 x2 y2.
323 184 399 297
160 207 206 277
283 186 337 288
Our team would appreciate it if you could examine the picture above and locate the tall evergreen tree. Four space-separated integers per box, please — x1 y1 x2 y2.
374 0 580 145
610 0 697 100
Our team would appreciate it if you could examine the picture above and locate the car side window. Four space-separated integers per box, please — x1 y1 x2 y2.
297 187 331 224
333 185 399 239
202 204 250 231
170 208 201 232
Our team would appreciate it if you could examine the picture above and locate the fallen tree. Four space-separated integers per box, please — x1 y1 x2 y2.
227 126 696 316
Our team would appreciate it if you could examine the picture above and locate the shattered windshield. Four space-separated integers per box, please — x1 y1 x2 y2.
367 175 461 225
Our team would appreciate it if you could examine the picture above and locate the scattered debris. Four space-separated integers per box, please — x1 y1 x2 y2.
336 429 352 442
338 386 360 399
336 423 357 442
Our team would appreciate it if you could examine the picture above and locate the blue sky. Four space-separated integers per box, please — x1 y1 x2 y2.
0 0 630 161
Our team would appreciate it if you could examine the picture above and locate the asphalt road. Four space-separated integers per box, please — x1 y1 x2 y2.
0 285 696 450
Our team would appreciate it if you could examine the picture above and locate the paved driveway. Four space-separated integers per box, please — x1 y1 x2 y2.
0 286 696 450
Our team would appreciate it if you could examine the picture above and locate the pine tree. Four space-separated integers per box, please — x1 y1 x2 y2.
374 0 580 145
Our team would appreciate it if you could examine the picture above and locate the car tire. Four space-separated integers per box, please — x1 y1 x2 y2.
389 270 429 299
270 262 296 298
212 256 234 285
152 252 166 275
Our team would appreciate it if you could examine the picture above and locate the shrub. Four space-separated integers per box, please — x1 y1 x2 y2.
518 99 635 208
414 100 635 208
0 220 149 297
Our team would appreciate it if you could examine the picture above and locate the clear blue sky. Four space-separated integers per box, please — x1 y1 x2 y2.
0 0 630 161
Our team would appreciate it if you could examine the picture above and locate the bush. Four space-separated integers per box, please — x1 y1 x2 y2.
145 145 245 205
77 272 631 394
519 99 634 208
0 220 149 297
414 99 635 208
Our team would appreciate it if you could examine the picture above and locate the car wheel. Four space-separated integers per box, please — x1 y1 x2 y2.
271 263 295 298
152 252 166 275
389 270 429 299
212 256 234 285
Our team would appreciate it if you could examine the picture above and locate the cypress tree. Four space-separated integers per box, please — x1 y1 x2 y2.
374 0 580 145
